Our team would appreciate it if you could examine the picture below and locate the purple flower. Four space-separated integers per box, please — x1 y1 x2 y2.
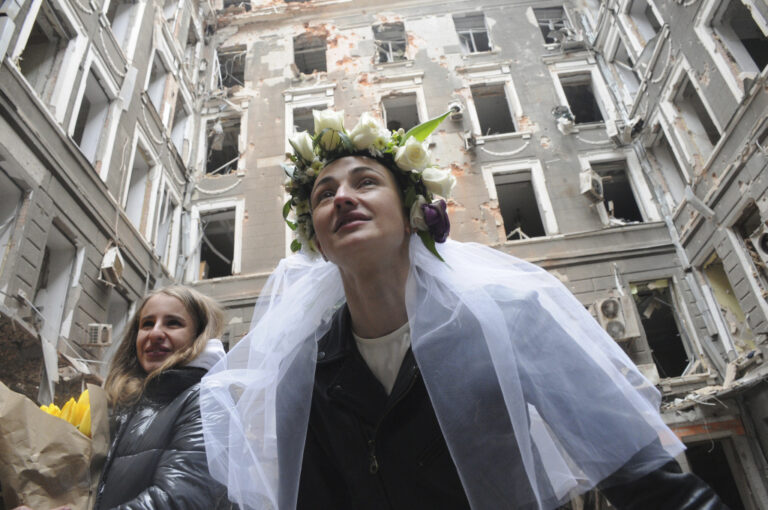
421 199 450 243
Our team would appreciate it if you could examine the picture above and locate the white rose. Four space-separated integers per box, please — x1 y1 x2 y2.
313 109 345 150
394 136 431 171
349 112 389 150
421 167 456 198
409 195 428 231
289 131 315 162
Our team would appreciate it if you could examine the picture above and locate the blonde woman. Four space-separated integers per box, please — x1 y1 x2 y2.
96 286 228 509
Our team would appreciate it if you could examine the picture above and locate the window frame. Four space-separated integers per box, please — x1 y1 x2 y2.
453 12 492 54
187 198 244 282
122 128 161 239
550 60 617 128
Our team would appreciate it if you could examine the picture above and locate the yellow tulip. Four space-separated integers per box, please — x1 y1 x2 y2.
78 405 91 438
59 397 76 423
71 389 89 427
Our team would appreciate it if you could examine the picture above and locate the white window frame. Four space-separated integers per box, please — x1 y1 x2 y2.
144 45 174 121
618 0 664 54
197 111 246 176
694 0 768 101
122 127 161 239
378 85 429 133
466 79 524 140
101 0 146 60
151 174 182 272
604 26 641 108
283 83 335 153
645 114 690 212
481 159 559 238
453 12 492 54
578 148 661 222
67 51 121 179
550 60 617 127
170 82 194 164
187 198 244 281
10 0 87 125
658 57 723 171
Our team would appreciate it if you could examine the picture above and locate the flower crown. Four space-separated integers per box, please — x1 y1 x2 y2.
283 109 456 260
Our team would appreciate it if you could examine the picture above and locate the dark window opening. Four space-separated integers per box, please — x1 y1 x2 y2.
718 0 768 71
218 47 246 88
293 34 327 75
674 77 720 146
72 71 110 163
494 172 545 240
293 106 323 134
592 160 643 222
382 94 420 132
206 118 240 175
184 23 199 65
733 202 768 288
649 129 687 204
222 0 251 9
632 280 688 378
686 440 746 510
18 1 73 101
454 13 490 53
559 73 604 124
200 209 235 279
472 84 515 135
533 7 569 44
373 23 407 63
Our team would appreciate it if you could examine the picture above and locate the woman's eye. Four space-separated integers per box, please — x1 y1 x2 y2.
140 320 153 329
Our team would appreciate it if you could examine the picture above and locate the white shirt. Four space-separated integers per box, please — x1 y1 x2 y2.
353 322 411 395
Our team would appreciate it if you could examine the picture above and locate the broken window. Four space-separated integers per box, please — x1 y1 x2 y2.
218 47 246 88
494 171 545 240
685 439 747 510
153 184 180 269
199 209 235 279
702 253 756 355
33 224 76 343
105 0 139 50
222 0 251 9
673 75 720 150
631 280 689 378
471 84 516 136
382 94 420 132
293 34 327 75
591 160 644 223
124 144 152 232
733 202 768 292
146 53 169 113
292 106 322 134
184 23 199 68
613 36 640 97
171 94 190 157
454 13 491 53
627 0 662 45
206 118 240 175
558 73 604 124
712 0 768 73
648 128 688 205
373 22 407 63
533 7 569 44
18 0 75 103
72 70 111 163
0 170 24 273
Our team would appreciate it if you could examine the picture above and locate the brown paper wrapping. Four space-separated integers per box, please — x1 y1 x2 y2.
0 383 109 510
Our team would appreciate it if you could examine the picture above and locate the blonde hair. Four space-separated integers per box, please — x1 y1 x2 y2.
104 286 224 407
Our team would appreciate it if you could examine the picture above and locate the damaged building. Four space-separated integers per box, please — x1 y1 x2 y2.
0 0 767 507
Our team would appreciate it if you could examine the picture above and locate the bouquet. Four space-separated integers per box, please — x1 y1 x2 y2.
0 383 109 510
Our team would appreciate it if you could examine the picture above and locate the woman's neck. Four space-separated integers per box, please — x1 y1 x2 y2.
338 248 410 339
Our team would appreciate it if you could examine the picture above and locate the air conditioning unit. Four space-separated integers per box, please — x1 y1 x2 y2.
87 323 113 346
595 295 641 342
750 223 768 267
100 246 125 286
580 169 604 201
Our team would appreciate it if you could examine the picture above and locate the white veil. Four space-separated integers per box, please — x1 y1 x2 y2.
200 236 684 510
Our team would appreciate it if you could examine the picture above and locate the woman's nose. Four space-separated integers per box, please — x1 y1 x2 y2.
148 323 166 340
333 183 356 209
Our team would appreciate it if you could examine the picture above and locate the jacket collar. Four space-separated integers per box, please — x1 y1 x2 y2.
315 305 419 426
143 367 206 404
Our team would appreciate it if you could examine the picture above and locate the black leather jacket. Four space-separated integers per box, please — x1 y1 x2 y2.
297 306 728 510
95 368 228 510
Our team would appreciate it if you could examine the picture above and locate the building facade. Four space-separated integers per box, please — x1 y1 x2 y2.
1 0 767 507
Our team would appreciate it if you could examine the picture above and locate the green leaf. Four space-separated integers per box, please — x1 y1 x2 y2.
282 199 293 219
290 239 302 252
336 130 356 153
403 110 452 143
417 231 445 263
285 220 297 231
